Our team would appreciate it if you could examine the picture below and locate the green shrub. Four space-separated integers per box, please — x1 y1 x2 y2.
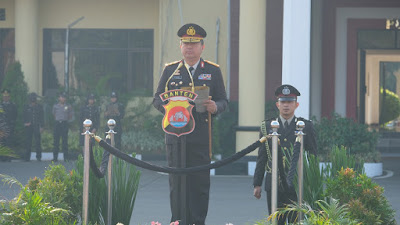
314 113 379 161
380 88 400 125
325 168 396 225
269 197 361 225
0 174 74 225
212 101 238 157
121 97 164 154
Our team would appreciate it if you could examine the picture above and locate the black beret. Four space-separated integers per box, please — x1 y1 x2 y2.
59 92 67 98
87 93 95 100
275 84 300 101
29 92 37 102
177 23 207 43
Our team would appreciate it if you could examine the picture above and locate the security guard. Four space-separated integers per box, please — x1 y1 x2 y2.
153 23 228 225
253 84 317 225
104 91 125 150
79 93 100 147
23 93 44 161
52 92 73 161
1 89 17 149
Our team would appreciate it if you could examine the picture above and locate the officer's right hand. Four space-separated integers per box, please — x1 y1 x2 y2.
24 123 31 126
253 186 262 199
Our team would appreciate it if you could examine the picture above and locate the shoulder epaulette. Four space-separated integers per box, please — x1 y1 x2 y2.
164 60 180 67
204 60 220 67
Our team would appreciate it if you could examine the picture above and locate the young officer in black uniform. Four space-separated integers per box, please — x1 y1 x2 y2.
153 23 228 225
104 91 125 150
253 84 317 225
1 89 17 149
23 93 44 161
79 93 100 147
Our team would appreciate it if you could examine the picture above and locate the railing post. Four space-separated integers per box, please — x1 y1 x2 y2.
270 120 280 225
296 120 305 221
82 119 92 225
106 119 116 225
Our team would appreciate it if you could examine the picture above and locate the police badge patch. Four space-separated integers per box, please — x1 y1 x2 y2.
160 89 198 137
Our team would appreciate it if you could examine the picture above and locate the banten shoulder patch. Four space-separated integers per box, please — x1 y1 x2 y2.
204 60 220 67
165 60 181 67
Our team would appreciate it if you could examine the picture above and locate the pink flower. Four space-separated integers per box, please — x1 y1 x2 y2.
170 221 180 225
151 221 161 225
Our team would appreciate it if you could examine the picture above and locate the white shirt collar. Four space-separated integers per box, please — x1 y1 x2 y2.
185 60 200 73
279 115 295 127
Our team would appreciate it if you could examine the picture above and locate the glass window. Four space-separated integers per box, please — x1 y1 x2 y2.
42 29 153 96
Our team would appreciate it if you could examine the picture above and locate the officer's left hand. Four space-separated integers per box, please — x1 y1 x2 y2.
203 99 217 114
40 127 44 133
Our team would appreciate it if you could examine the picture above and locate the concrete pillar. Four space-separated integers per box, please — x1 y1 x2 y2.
15 0 39 93
282 0 312 118
236 0 266 153
310 0 323 119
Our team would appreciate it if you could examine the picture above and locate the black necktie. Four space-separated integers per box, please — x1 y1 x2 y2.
284 120 289 129
189 67 194 75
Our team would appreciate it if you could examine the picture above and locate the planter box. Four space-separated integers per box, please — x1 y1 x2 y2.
364 162 383 178
319 162 383 178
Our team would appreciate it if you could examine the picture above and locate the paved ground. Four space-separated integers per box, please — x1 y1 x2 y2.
0 156 399 225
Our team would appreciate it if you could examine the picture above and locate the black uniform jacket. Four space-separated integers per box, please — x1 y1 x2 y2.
253 116 317 191
80 104 100 131
1 101 17 128
104 102 125 129
23 103 44 128
153 58 228 144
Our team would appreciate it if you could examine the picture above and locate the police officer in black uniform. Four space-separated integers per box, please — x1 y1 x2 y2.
253 84 317 225
1 89 17 149
80 93 100 147
153 23 228 225
104 91 125 150
23 93 44 161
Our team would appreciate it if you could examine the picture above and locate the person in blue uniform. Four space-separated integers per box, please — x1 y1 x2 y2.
52 92 73 161
23 93 44 161
153 23 228 225
79 93 100 147
253 84 317 225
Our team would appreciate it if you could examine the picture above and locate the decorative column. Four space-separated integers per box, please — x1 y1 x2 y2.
282 0 312 118
15 0 39 93
236 0 266 153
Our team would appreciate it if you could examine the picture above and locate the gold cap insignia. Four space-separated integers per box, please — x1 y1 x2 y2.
186 26 196 36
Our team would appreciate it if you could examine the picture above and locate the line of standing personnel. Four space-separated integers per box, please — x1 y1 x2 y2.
0 90 124 162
